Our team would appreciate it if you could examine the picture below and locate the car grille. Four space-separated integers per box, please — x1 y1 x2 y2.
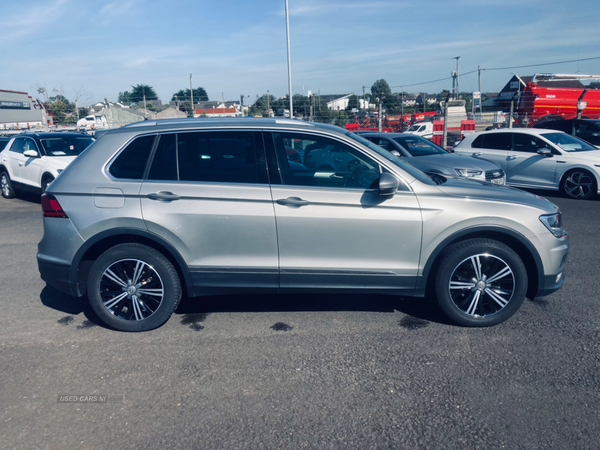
486 169 506 185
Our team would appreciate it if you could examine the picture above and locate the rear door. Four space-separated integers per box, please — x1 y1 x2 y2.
139 129 279 293
465 133 511 172
265 131 423 293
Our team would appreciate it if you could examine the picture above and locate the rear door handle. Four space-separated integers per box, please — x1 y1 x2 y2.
147 191 181 202
472 152 481 157
276 197 310 207
508 155 519 160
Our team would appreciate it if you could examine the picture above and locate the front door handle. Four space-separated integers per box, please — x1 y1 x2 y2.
472 152 482 157
19 162 24 166
508 155 519 160
147 191 181 202
276 197 310 207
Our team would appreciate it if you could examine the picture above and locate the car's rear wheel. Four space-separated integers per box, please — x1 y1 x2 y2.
434 239 527 327
87 243 181 332
1 171 16 198
560 169 596 200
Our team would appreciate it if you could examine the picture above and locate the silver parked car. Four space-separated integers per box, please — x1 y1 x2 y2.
360 132 505 184
37 118 568 331
455 128 600 199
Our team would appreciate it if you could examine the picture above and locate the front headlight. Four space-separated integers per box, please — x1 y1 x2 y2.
539 212 566 238
455 168 484 179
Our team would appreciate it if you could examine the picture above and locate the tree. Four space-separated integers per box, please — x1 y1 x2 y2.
371 79 397 113
118 91 132 104
119 84 158 104
171 87 208 102
589 81 600 89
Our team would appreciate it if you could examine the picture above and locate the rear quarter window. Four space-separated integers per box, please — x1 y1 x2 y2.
109 134 156 179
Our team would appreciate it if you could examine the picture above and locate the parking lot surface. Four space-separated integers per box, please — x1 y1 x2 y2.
1 191 599 449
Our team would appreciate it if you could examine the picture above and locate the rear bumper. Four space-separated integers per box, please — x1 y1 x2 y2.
37 256 80 297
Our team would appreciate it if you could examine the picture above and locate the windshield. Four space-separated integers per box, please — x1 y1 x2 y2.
542 132 596 152
39 136 95 156
345 132 435 185
407 124 421 132
392 136 447 156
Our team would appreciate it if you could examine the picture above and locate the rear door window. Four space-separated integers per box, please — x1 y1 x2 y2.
482 133 512 150
147 130 266 184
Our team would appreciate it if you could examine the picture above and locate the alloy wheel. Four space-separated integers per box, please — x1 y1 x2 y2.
99 259 165 321
448 253 515 317
564 171 594 199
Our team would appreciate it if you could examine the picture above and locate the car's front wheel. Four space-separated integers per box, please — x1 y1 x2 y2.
1 171 16 199
560 169 596 200
87 243 182 332
434 238 528 327
42 176 54 193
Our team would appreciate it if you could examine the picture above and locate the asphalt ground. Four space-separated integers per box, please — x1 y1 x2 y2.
0 189 599 450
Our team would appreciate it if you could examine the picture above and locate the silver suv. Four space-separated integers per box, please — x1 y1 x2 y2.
37 118 569 331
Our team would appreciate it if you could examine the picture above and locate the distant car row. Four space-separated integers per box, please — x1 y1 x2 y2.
1 124 599 201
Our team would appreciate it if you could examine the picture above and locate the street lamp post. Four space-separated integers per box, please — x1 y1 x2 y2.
285 0 293 118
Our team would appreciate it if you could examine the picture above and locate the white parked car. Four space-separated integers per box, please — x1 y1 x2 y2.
0 132 95 197
454 128 600 199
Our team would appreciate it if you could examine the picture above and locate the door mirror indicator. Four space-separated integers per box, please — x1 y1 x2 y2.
378 172 399 196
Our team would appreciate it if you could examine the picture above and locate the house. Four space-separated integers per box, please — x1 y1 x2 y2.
326 94 370 111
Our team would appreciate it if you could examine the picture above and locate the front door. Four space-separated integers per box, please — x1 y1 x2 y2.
266 131 423 293
506 133 558 187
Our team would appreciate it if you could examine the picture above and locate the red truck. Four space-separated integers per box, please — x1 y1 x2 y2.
516 74 600 126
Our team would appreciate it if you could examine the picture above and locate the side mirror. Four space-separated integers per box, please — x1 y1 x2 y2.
537 148 553 157
23 150 39 158
390 150 403 158
378 172 399 196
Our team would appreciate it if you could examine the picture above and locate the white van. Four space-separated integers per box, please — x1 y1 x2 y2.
77 115 108 129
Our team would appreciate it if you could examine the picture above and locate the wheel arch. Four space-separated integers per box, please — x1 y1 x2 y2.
419 226 543 299
71 228 194 298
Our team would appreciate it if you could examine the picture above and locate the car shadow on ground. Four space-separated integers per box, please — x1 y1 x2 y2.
14 191 42 204
40 285 455 330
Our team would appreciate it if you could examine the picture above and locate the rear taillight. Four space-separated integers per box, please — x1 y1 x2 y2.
41 194 68 218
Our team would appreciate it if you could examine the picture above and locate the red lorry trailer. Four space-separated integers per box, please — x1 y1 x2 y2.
517 74 600 125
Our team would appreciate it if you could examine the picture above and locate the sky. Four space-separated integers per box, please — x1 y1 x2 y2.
1 0 599 106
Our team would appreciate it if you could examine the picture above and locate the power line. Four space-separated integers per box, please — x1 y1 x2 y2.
390 56 600 90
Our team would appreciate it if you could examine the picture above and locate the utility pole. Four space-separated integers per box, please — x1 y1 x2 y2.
453 56 460 99
267 90 270 116
189 74 194 117
285 0 293 118
362 85 366 112
478 65 481 94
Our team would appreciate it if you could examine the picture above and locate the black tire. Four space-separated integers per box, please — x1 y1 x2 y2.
434 238 528 327
42 176 54 193
1 170 16 199
560 169 597 200
87 243 181 332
